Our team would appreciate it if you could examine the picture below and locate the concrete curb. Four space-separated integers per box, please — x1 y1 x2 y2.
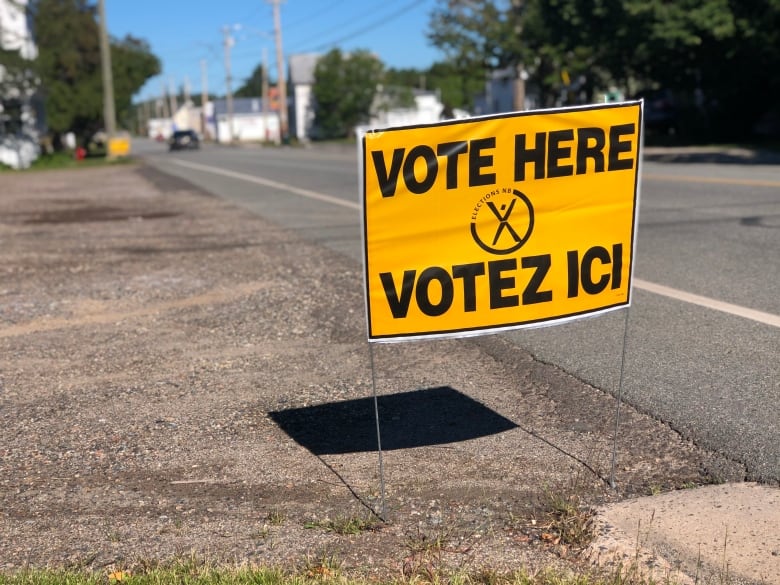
586 482 780 585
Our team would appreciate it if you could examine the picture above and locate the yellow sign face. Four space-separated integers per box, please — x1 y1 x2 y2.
362 102 642 342
108 136 131 157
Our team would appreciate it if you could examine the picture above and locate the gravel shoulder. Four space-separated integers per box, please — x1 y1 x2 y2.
0 163 744 578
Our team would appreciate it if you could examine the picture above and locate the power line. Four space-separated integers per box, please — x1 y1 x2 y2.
282 0 347 31
143 0 435 100
237 3 267 26
291 0 424 54
228 0 432 85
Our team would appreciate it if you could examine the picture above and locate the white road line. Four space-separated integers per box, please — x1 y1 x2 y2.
169 158 361 210
644 173 780 188
167 158 779 329
634 279 780 328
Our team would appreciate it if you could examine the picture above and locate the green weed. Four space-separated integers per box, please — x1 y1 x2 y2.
304 515 380 536
536 488 594 550
266 508 286 526
0 562 692 585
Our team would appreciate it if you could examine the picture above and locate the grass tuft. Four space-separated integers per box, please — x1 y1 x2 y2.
266 508 286 526
0 151 136 173
530 483 595 554
304 515 381 536
0 561 692 585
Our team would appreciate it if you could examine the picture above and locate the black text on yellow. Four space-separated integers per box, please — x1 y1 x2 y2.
379 243 625 319
379 255 553 318
369 123 636 198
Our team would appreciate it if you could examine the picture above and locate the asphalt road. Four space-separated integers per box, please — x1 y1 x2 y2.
136 138 780 483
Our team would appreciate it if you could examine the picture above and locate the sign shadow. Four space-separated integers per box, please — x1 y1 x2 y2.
268 386 518 455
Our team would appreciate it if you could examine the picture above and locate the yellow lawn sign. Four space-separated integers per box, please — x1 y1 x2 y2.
361 101 643 342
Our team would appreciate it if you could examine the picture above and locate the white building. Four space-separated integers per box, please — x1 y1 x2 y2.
472 67 539 116
0 0 41 169
288 52 461 139
288 53 318 142
0 0 36 59
361 89 452 131
144 97 281 145
210 97 280 144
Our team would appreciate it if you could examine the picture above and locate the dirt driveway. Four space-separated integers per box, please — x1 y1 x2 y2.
0 163 743 576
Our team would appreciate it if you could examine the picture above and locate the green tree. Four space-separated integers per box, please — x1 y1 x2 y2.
235 63 269 98
33 0 101 140
384 63 484 113
384 67 424 89
536 0 734 91
705 0 780 136
427 0 510 104
112 36 160 129
428 0 780 138
428 0 568 109
31 0 159 145
426 60 485 112
535 0 780 137
312 48 383 139
428 0 510 70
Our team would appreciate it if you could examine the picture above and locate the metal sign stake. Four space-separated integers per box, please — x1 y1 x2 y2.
610 306 632 489
368 343 388 520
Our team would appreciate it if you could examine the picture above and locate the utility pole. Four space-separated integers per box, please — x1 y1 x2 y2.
223 26 235 143
97 0 116 138
144 99 151 135
168 78 178 120
201 59 209 139
262 47 269 142
160 82 170 119
270 0 288 142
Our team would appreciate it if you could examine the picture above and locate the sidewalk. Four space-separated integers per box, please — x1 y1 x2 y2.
588 483 780 584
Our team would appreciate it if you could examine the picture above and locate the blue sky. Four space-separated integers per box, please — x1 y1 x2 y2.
105 0 445 103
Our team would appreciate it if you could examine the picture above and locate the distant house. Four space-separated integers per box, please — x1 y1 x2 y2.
359 88 461 132
209 97 281 144
172 99 202 134
0 0 36 59
288 52 461 140
472 67 539 116
147 117 174 141
148 96 282 144
0 0 43 169
288 53 319 142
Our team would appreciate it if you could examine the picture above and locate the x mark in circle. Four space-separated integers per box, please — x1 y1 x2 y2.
486 199 523 246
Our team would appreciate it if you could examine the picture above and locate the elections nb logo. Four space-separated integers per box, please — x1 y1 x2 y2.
470 188 534 255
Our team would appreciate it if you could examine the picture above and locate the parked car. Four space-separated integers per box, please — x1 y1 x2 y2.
169 130 200 151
